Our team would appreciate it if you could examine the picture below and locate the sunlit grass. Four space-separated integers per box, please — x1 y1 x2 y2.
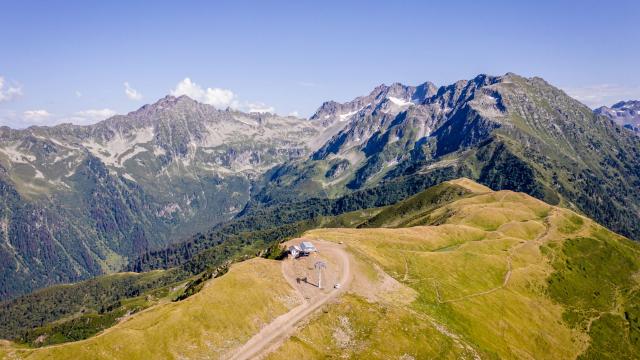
291 184 637 359
9 258 300 360
3 179 638 359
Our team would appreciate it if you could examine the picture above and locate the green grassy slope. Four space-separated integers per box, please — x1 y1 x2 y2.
269 181 640 359
1 258 298 359
2 179 638 359
0 268 189 347
359 178 490 228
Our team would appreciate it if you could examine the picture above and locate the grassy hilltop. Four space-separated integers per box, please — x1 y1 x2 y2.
269 180 640 358
2 178 639 359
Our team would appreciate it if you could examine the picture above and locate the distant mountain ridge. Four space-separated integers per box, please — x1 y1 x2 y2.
253 73 640 243
2 73 640 299
595 100 640 134
0 95 336 298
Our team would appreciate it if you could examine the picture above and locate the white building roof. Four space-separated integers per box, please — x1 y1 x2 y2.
300 241 317 252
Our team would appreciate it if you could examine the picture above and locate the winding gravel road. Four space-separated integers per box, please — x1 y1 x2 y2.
227 241 352 360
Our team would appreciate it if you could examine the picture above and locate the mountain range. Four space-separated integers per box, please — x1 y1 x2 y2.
254 73 640 240
595 100 640 134
2 179 639 359
2 73 640 299
0 96 338 298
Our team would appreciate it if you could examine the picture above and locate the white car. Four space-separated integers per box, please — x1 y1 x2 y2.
334 283 341 289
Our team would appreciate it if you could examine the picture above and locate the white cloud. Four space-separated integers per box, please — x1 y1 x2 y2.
247 102 275 114
563 84 640 108
0 109 52 128
75 108 117 120
23 110 52 123
56 109 118 125
0 76 23 103
170 77 278 114
0 108 117 128
288 110 300 117
171 78 238 109
124 82 143 100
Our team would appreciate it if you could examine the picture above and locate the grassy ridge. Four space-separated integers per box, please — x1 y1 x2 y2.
358 180 480 228
2 179 639 359
0 179 474 348
2 259 299 359
269 183 640 359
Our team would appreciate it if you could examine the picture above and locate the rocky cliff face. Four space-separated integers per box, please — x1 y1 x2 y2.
0 95 327 298
4 74 640 299
253 74 640 243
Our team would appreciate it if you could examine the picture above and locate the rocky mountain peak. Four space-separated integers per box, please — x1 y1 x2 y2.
413 81 439 102
595 100 640 134
310 81 430 130
0 89 335 298
612 100 640 109
123 94 205 120
4 72 640 302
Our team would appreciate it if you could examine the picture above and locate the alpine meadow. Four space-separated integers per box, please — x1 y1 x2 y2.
1 1 639 359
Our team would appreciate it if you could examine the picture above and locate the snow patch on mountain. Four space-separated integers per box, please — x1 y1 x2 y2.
387 96 413 107
339 110 359 122
118 146 149 166
595 100 640 134
121 173 136 182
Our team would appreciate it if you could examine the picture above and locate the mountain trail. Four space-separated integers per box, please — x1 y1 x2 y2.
435 208 557 304
226 240 353 360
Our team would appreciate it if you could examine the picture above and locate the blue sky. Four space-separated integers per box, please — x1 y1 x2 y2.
1 0 639 127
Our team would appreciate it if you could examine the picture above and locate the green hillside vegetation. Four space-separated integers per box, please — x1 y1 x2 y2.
1 258 299 359
0 178 471 347
256 74 640 244
1 179 638 359
0 269 191 347
268 182 640 359
358 178 491 228
0 263 234 347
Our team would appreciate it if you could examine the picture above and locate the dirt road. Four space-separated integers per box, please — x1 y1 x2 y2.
227 240 352 360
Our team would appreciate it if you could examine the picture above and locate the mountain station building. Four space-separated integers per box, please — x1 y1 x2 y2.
289 241 318 258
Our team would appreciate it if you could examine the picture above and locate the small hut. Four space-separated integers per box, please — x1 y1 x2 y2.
288 245 301 258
